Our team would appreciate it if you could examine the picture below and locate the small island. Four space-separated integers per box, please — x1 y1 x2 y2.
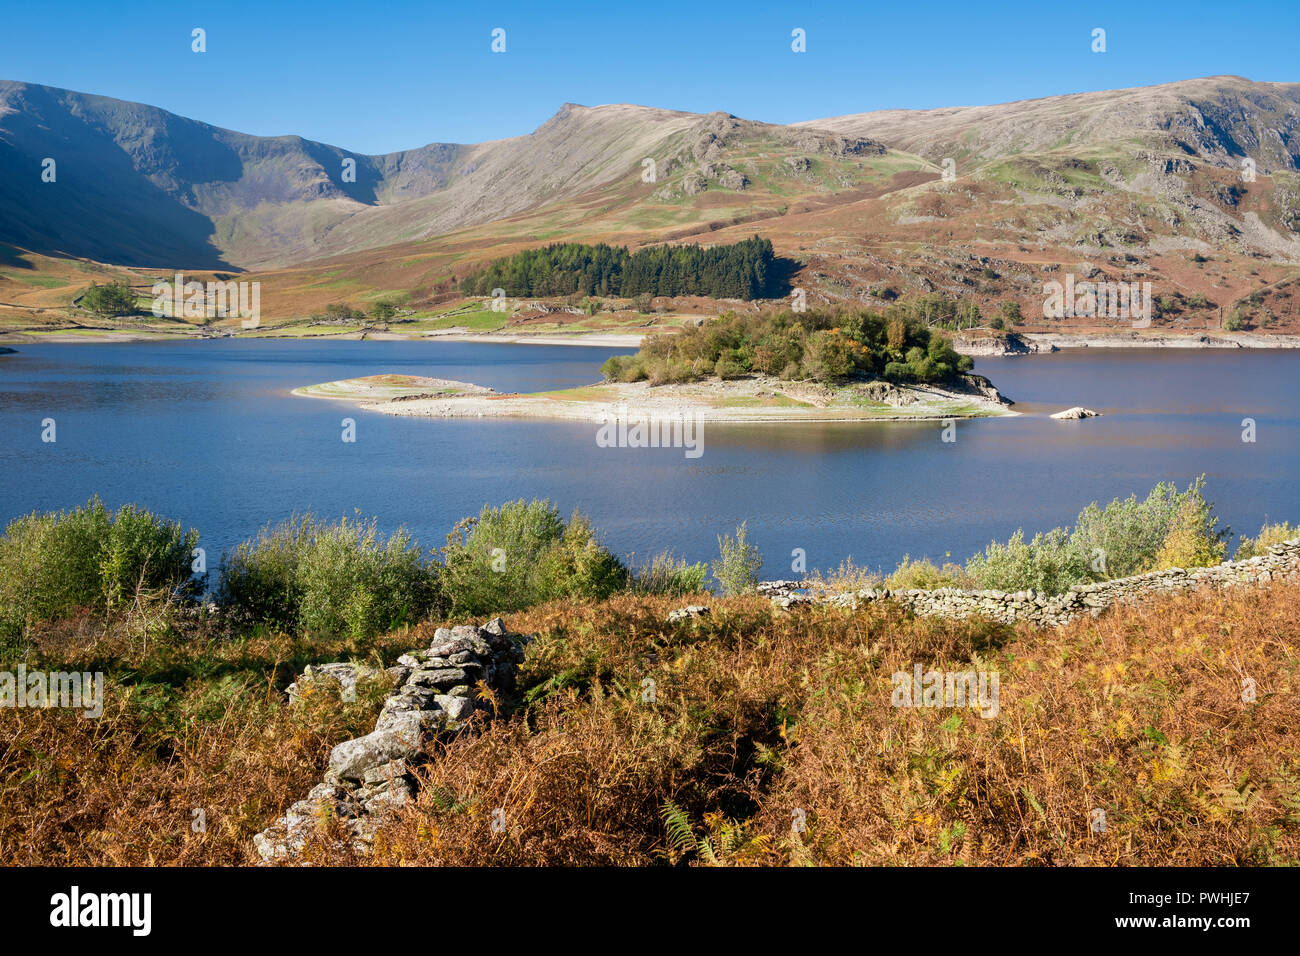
294 307 1017 423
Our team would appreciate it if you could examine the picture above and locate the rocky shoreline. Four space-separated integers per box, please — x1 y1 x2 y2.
954 329 1300 356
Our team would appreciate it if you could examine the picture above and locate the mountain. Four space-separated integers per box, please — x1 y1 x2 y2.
800 76 1300 171
0 82 882 269
2 77 1299 335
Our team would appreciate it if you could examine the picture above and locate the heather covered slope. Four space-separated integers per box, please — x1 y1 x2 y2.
3 583 1297 865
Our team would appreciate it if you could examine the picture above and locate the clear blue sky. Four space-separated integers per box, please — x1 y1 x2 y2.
2 0 1297 154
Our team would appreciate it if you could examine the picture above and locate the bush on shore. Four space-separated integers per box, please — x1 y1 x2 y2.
0 497 197 645
966 477 1229 593
712 522 764 595
0 478 1281 649
218 514 442 641
628 551 709 596
440 500 626 617
884 554 971 591
1235 520 1300 560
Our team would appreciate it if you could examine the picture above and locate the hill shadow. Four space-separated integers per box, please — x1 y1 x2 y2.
0 242 33 269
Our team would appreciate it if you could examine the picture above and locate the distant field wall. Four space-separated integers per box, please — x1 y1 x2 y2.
771 540 1300 626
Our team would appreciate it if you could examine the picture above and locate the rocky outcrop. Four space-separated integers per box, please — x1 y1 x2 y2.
763 539 1300 628
1050 406 1100 420
253 617 529 862
681 172 708 196
666 605 710 623
717 168 749 191
952 332 1058 356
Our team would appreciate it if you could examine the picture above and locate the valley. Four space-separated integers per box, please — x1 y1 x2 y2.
3 76 1299 346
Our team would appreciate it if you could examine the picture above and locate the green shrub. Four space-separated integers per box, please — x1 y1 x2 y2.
295 518 439 640
714 355 747 380
800 330 856 383
99 503 200 610
966 477 1229 594
218 515 441 639
533 513 628 602
1153 499 1227 570
1234 521 1300 559
440 500 626 616
965 527 1091 594
1071 477 1225 578
216 515 310 629
711 522 763 595
0 497 197 643
885 554 970 590
882 361 913 382
601 355 633 381
630 551 710 596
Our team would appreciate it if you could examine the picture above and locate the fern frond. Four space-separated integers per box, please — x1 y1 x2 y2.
661 800 698 857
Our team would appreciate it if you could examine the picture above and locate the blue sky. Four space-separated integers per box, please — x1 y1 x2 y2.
2 0 1297 154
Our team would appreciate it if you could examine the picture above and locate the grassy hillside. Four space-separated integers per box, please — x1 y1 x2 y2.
5 77 1300 338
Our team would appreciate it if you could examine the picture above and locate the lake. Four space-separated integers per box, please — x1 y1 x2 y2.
1 340 1297 580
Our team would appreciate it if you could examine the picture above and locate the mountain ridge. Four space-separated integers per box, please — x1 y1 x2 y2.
2 76 1299 337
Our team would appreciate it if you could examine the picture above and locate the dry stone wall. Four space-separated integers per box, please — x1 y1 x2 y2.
766 539 1300 626
254 617 529 862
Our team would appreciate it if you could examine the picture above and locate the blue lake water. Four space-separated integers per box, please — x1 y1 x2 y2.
1 340 1297 579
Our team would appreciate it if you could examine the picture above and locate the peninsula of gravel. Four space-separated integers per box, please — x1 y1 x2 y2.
292 372 1016 423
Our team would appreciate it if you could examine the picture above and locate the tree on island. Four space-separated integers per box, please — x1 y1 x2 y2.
601 301 975 387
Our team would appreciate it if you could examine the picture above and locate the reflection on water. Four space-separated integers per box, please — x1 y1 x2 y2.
1 341 1297 577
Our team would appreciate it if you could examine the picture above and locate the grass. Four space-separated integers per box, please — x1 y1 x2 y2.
0 272 66 289
715 393 812 408
401 310 504 332
535 385 620 402
3 581 1297 865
